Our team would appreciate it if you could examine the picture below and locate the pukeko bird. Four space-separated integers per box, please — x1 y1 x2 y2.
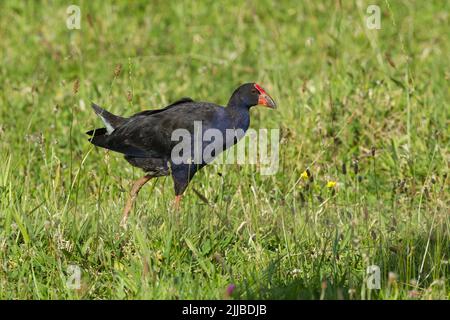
86 83 276 225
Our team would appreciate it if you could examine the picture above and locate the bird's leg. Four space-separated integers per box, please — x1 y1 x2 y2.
174 195 183 210
121 175 153 227
172 171 190 211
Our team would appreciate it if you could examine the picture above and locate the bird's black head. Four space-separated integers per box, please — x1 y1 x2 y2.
228 83 276 109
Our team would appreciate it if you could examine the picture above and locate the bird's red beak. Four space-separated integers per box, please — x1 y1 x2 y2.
255 84 277 109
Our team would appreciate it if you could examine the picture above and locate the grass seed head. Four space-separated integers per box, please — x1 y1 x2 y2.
73 79 79 95
114 64 122 77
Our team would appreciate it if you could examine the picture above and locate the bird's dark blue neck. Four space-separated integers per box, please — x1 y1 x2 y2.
226 100 251 131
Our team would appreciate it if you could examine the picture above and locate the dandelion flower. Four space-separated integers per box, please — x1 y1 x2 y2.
301 170 309 180
326 181 337 188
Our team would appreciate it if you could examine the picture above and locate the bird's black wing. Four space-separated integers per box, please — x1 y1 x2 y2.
87 99 194 136
130 97 194 118
92 102 223 159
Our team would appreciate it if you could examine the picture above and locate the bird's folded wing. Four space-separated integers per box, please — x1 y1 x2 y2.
104 103 220 158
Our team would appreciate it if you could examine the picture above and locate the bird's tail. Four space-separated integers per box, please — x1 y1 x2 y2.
86 103 127 148
88 103 126 135
86 129 111 149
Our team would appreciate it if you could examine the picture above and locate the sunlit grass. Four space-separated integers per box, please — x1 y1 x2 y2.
0 0 448 299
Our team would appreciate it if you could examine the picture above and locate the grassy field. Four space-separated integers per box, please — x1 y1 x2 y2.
0 0 448 299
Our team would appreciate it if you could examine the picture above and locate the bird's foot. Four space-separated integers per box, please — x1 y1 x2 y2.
174 195 182 210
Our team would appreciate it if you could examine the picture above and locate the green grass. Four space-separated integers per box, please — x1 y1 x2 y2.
0 0 449 299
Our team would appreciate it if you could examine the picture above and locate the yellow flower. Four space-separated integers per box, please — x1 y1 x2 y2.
301 170 309 180
326 181 337 188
